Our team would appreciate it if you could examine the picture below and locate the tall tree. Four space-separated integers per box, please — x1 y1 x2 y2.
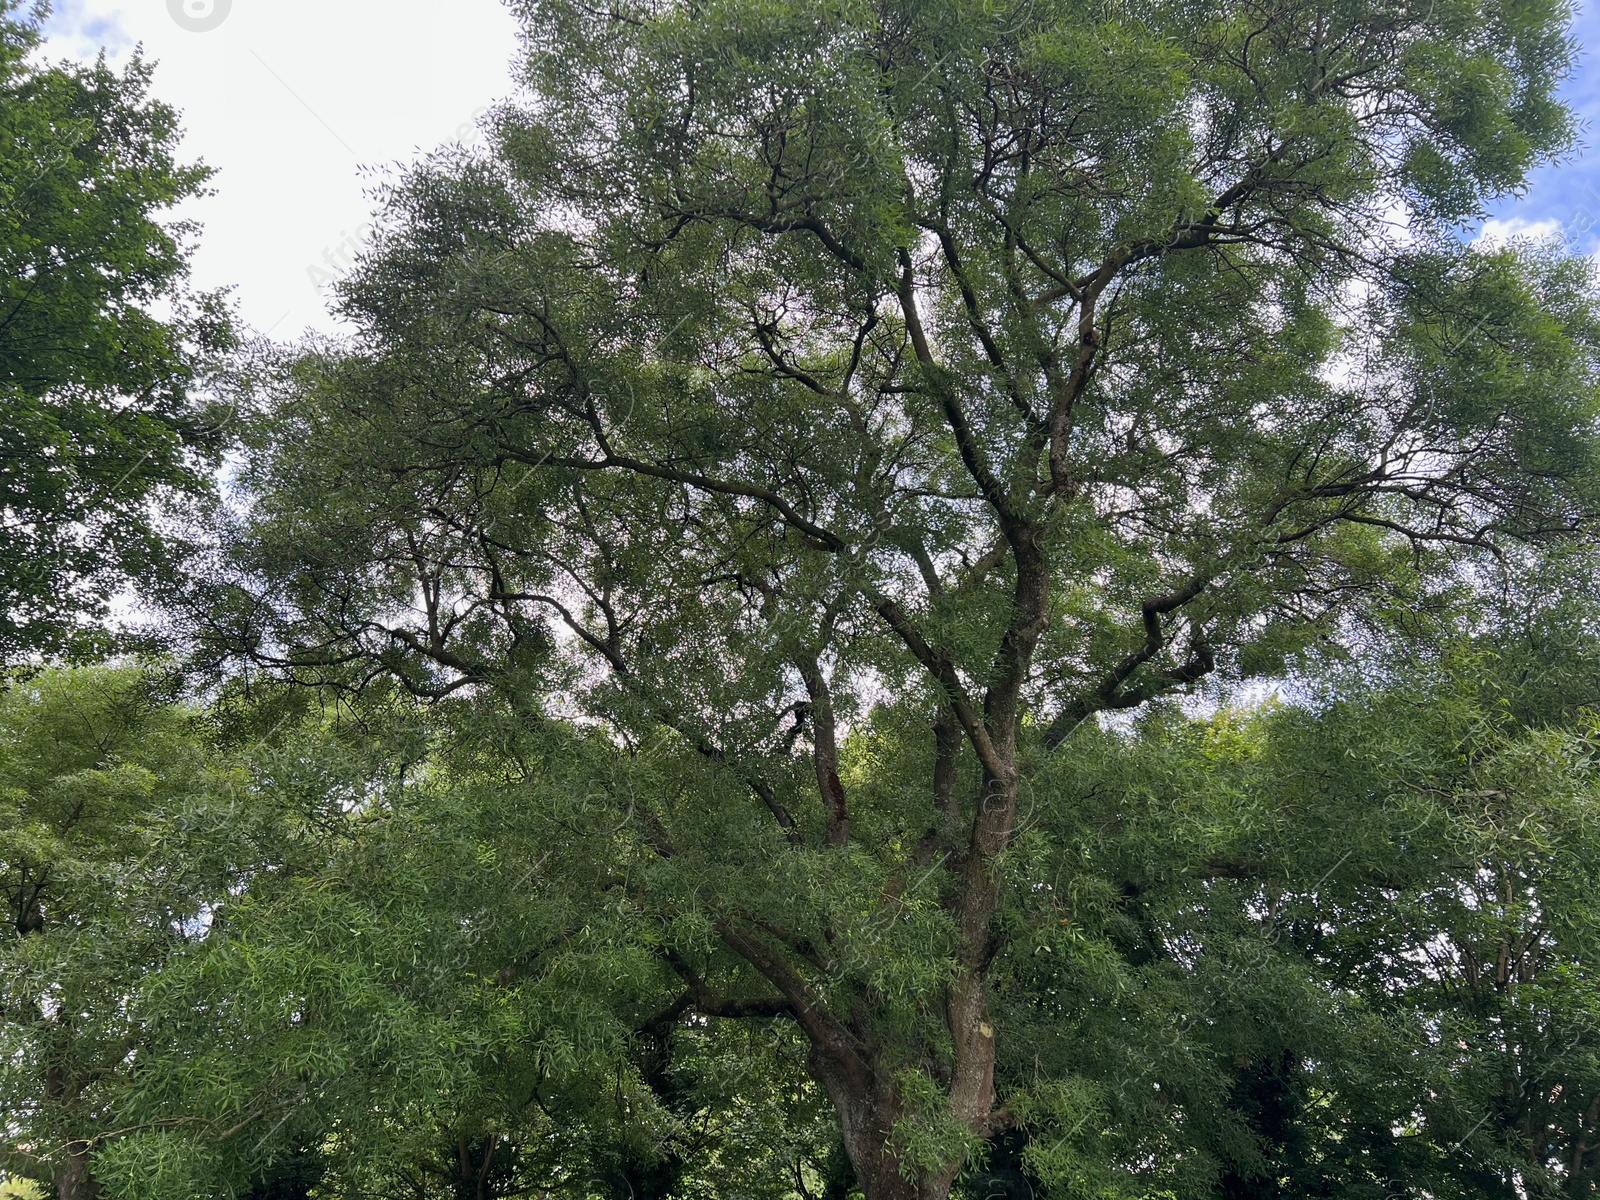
207 0 1600 1194
0 1 231 664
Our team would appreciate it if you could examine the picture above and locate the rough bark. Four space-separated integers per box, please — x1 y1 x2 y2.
53 1141 99 1200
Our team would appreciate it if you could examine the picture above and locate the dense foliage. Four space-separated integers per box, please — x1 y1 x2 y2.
0 0 231 664
193 0 1600 1194
0 667 254 1196
6 634 1600 1199
3 0 1600 1196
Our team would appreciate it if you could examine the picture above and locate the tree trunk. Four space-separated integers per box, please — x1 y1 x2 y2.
801 754 1022 1200
45 1048 99 1200
54 1142 99 1200
825 1072 968 1200
803 793 1020 1200
817 1057 928 1200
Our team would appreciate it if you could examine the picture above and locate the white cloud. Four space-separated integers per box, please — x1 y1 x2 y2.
40 0 520 338
1474 216 1565 249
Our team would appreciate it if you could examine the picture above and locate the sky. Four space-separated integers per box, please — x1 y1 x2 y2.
33 0 1600 341
1481 0 1600 251
38 0 521 339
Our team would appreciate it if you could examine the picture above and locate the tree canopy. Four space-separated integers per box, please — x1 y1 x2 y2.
195 0 1600 1194
4 0 1600 1196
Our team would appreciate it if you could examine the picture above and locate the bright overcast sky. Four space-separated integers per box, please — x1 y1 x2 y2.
39 0 520 340
35 0 1600 343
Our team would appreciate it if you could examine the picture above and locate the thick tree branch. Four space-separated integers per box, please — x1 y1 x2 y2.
1044 576 1214 750
662 950 797 1021
798 656 850 848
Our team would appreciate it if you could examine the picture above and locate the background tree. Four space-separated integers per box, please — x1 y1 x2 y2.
0 666 254 1199
201 0 1600 1193
0 0 232 664
987 629 1600 1200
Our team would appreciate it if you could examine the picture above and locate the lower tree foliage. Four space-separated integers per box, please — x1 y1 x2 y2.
0 667 256 1197
4 623 1600 1197
995 657 1600 1199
